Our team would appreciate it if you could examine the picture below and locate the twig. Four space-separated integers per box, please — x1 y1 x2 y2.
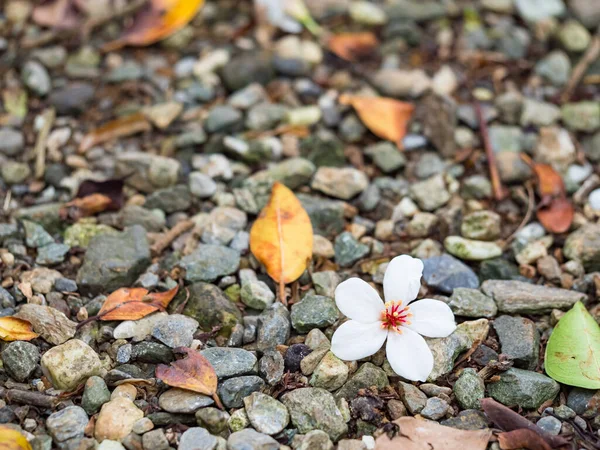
503 182 535 246
561 33 600 103
475 102 505 201
151 220 195 256
0 387 60 408
34 108 55 180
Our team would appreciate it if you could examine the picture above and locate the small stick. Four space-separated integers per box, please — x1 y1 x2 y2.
475 102 505 201
34 108 55 180
561 33 600 103
0 387 59 408
279 279 287 307
151 220 195 256
503 182 535 246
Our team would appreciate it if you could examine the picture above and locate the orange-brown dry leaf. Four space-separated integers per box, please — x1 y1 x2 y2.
498 429 552 450
250 182 313 303
339 95 414 148
375 417 491 450
62 193 113 218
532 163 565 199
155 347 218 399
0 425 33 450
103 0 204 51
98 286 179 321
0 317 39 342
537 197 574 234
328 32 379 61
79 113 151 153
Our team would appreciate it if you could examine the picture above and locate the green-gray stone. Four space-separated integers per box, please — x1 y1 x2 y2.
200 347 257 379
244 392 289 435
487 368 560 409
244 158 316 191
1 161 31 184
299 194 346 238
23 220 54 248
311 271 340 298
217 376 265 409
131 342 173 364
310 351 349 391
444 236 503 261
281 387 348 441
479 258 526 282
144 185 192 213
63 222 118 248
81 375 110 415
493 315 539 370
561 102 600 133
256 303 291 352
240 280 275 310
335 362 388 401
453 368 484 410
365 142 406 173
1 341 40 382
36 243 70 265
564 224 600 272
334 232 369 267
175 282 242 334
291 294 338 333
76 225 150 294
228 409 250 432
14 203 63 234
195 407 231 435
448 288 497 318
179 244 240 282
461 211 501 241
300 132 346 167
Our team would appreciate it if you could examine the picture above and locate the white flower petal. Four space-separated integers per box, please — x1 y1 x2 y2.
331 320 388 361
386 327 433 382
383 255 424 304
335 278 384 323
405 299 457 338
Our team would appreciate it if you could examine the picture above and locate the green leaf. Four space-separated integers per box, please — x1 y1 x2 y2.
545 301 600 389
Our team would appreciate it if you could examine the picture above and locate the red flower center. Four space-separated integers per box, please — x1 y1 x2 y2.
380 301 411 333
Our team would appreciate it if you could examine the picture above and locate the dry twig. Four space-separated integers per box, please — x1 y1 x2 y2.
475 102 506 201
561 32 600 103
151 220 195 256
34 108 55 180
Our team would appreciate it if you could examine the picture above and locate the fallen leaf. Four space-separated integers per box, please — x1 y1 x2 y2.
0 317 39 342
537 197 574 234
328 32 379 61
375 416 491 450
76 179 125 210
61 194 113 221
498 429 552 450
532 163 565 199
78 113 151 153
98 286 179 321
0 425 32 450
156 347 221 406
339 94 414 148
545 301 600 389
103 0 204 51
481 398 569 448
249 182 313 304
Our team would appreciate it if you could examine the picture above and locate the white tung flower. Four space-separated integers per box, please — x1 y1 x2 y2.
331 255 457 382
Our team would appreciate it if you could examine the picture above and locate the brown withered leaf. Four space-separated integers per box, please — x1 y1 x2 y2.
537 197 574 234
375 416 491 450
339 94 414 148
0 317 39 342
98 286 179 321
481 398 569 448
155 347 221 407
77 179 125 209
328 32 379 61
60 193 112 221
498 429 552 450
532 163 565 200
78 113 151 153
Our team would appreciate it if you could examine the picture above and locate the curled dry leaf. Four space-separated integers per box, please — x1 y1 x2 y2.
327 32 379 61
60 193 113 221
531 163 565 199
103 0 205 51
78 113 151 153
498 429 552 450
0 425 33 450
0 317 39 342
375 416 491 450
249 182 313 304
155 347 221 407
339 95 414 148
98 285 179 321
536 196 574 234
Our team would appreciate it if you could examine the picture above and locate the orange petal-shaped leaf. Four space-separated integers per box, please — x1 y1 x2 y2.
63 194 113 218
532 163 565 198
339 94 414 147
328 32 379 61
79 113 151 153
156 347 217 396
250 182 313 293
103 0 204 51
537 197 574 234
0 317 39 342
0 425 33 450
99 286 179 321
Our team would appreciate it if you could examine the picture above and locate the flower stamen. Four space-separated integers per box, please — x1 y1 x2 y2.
380 301 411 333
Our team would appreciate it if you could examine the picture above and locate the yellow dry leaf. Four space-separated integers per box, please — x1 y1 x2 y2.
0 425 33 450
250 182 313 304
0 317 39 342
339 94 414 148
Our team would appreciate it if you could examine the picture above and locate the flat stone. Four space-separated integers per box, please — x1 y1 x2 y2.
76 225 150 295
227 429 279 450
244 392 289 435
448 288 497 318
423 254 480 294
158 388 213 413
310 351 349 391
15 304 76 345
179 427 218 450
334 362 388 401
47 406 89 449
179 244 240 282
481 280 586 313
311 167 369 200
398 382 427 414
113 312 168 341
487 368 560 409
259 350 285 386
420 397 450 420
200 347 257 379
41 339 103 391
1 340 40 382
564 224 600 272
217 376 265 408
444 236 503 261
410 174 450 211
291 294 338 333
144 185 192 213
0 127 24 156
493 315 539 369
240 280 275 310
256 303 291 352
453 368 485 410
151 314 198 348
334 232 369 268
95 397 144 442
281 387 348 441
